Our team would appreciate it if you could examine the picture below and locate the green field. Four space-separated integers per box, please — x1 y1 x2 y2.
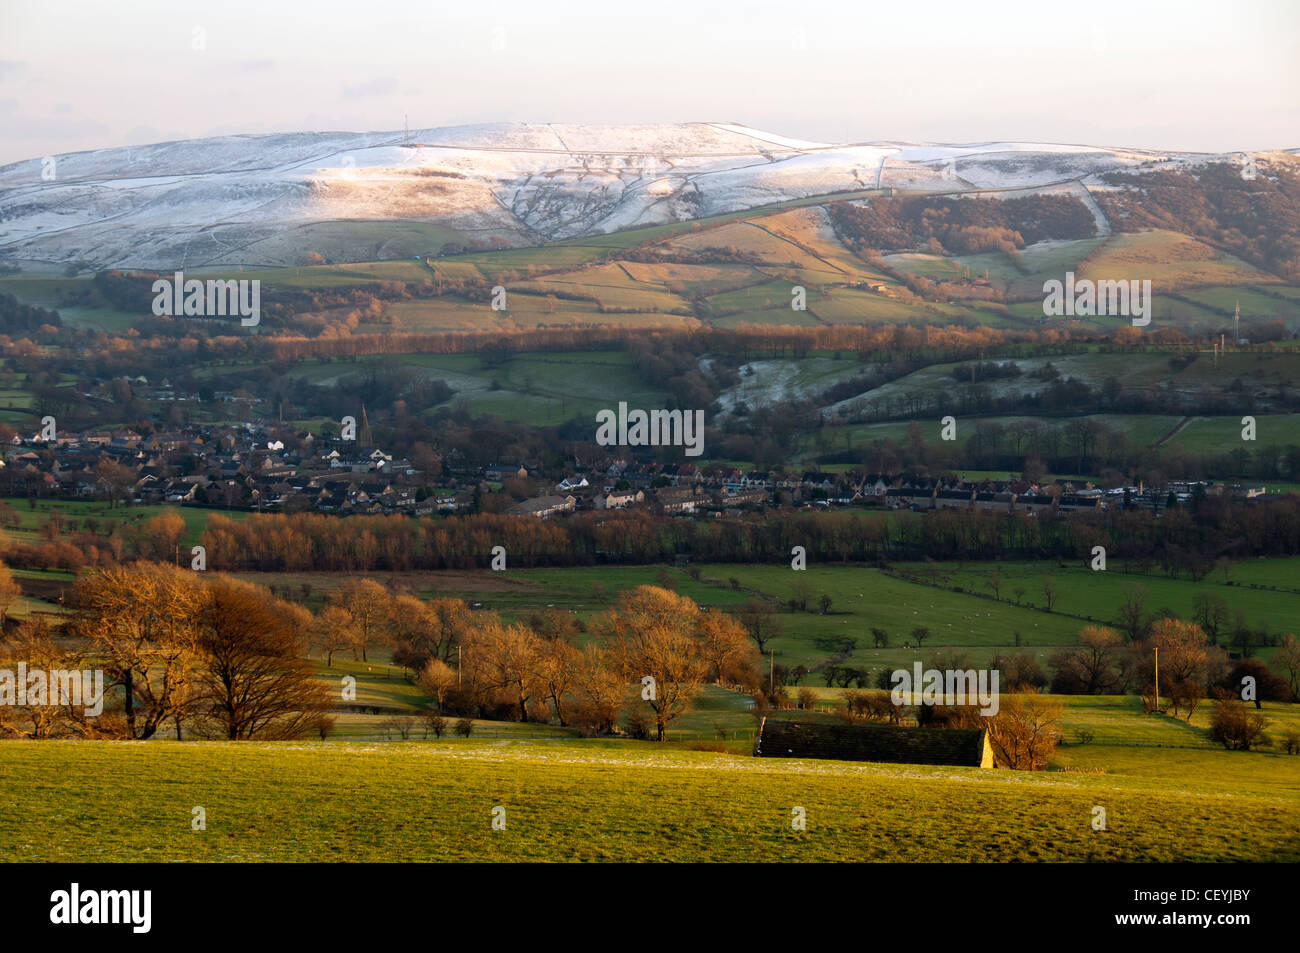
1081 230 1274 289
2 716 1296 861
0 498 244 550
689 563 1082 671
5 551 1299 863
265 556 1300 677
1170 415 1300 454
281 350 672 426
889 558 1300 648
15 544 1300 679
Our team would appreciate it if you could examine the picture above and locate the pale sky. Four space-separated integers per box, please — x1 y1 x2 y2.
1 0 1296 165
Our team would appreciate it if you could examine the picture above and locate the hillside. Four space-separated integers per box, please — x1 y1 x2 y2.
2 121 1293 273
2 730 1296 861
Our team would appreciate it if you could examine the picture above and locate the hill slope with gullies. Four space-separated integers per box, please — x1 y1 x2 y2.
1 121 1295 274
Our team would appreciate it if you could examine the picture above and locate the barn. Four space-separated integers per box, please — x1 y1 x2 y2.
753 716 995 769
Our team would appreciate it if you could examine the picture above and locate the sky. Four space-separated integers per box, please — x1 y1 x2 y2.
1 0 1296 165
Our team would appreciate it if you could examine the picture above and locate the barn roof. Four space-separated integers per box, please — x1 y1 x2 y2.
753 716 993 768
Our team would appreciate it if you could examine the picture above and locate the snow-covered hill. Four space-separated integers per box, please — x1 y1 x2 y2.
0 121 1249 270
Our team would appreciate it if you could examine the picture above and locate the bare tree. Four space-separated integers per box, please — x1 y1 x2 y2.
462 619 543 722
416 658 457 712
307 605 357 667
1209 693 1270 750
193 576 333 740
423 712 448 738
1277 633 1300 699
985 692 1063 770
536 638 579 725
696 610 758 686
1116 583 1149 642
739 600 783 654
94 459 136 507
0 559 20 622
333 578 391 662
70 563 203 740
569 643 625 736
1040 573 1059 612
1049 625 1124 694
0 619 101 738
1193 591 1230 645
1131 617 1217 720
599 586 709 741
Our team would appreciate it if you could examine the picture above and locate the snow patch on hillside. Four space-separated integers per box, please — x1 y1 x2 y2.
0 123 1272 269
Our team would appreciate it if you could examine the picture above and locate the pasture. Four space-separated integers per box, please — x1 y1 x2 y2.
1 718 1296 862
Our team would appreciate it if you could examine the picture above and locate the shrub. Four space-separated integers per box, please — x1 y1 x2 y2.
624 710 650 740
424 712 448 738
985 693 1063 770
1208 696 1269 750
382 715 416 740
568 703 606 738
453 717 475 738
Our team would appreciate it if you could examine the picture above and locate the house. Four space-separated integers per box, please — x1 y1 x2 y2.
595 489 644 509
509 495 576 519
1057 493 1103 512
717 487 768 507
486 464 528 483
885 484 931 509
801 471 835 493
753 717 994 768
655 484 710 515
162 479 197 502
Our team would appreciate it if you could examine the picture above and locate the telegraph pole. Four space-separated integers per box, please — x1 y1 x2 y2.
1154 646 1160 712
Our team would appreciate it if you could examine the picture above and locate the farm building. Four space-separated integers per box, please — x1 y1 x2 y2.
753 717 994 769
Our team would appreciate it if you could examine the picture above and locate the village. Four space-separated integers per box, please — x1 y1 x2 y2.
1 419 1269 521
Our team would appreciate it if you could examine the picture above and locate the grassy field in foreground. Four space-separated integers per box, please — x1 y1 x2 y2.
1 736 1296 862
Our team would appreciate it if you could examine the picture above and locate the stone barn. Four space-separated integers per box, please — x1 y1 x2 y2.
753 716 994 768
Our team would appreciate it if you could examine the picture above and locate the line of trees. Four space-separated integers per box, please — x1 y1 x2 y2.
322 582 759 740
0 563 332 740
6 493 1300 582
